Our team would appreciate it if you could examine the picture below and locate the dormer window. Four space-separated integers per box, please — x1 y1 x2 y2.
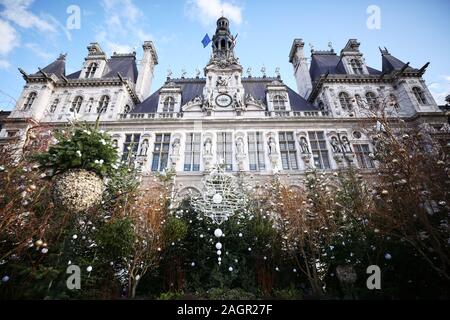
50 99 59 113
412 87 427 105
97 95 110 113
23 92 37 111
273 95 286 111
163 97 175 113
70 96 83 113
350 59 363 74
85 62 98 78
365 92 377 108
338 92 352 110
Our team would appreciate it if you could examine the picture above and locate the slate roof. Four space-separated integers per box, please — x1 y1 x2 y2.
58 54 139 82
32 55 66 78
101 54 138 82
132 77 318 113
380 51 415 73
309 51 382 82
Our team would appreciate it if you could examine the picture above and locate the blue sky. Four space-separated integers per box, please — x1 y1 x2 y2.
0 0 449 110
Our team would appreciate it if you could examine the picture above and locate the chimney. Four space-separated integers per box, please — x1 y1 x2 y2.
135 41 158 101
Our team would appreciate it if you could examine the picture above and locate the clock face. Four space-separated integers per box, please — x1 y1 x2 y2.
215 94 232 107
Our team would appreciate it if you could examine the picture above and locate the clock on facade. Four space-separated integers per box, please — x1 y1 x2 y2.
215 94 232 107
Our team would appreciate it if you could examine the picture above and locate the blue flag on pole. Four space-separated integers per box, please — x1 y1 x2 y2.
201 34 211 48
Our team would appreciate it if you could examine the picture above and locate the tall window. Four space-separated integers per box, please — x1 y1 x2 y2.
248 132 266 171
217 132 233 171
151 134 170 172
365 92 377 108
23 92 37 111
338 92 352 110
98 95 110 113
163 97 175 113
85 62 98 78
279 132 298 170
412 87 427 105
50 99 59 113
353 144 375 169
71 96 83 113
184 133 201 171
121 134 141 162
309 131 331 169
273 95 286 111
350 59 363 74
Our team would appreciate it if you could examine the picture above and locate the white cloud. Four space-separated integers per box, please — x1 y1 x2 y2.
97 0 153 54
24 43 53 61
0 18 19 56
0 59 11 69
185 0 243 26
0 0 57 33
428 76 450 105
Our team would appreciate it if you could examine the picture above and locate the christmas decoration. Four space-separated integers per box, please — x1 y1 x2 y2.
52 169 105 213
191 165 246 225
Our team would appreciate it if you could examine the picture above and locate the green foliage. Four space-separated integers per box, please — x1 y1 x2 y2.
206 287 257 300
95 217 135 261
163 216 189 243
157 291 185 300
33 123 118 177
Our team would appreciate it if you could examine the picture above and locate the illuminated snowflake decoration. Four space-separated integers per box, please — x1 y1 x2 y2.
191 165 246 224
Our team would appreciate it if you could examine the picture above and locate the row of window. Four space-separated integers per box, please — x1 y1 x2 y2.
22 92 133 115
120 132 375 172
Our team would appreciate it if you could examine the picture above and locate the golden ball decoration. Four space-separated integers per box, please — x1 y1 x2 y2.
52 169 105 213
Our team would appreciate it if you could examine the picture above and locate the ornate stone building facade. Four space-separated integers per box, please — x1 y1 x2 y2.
1 17 448 195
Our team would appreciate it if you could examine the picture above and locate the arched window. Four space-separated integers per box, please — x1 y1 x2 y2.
389 94 400 108
50 98 59 113
97 95 110 113
71 96 83 113
412 87 427 105
350 59 363 74
85 62 98 78
163 97 175 113
338 92 352 110
273 95 286 111
23 92 37 111
365 92 377 108
124 105 131 113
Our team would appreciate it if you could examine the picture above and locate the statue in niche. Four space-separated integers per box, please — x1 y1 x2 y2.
112 139 118 149
330 136 341 153
268 136 277 155
171 138 180 156
140 139 149 156
341 136 352 153
299 137 310 154
236 137 245 156
204 138 212 155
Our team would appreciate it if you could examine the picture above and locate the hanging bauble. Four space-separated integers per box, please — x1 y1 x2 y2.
215 242 222 250
217 250 222 256
214 228 223 238
52 169 104 213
